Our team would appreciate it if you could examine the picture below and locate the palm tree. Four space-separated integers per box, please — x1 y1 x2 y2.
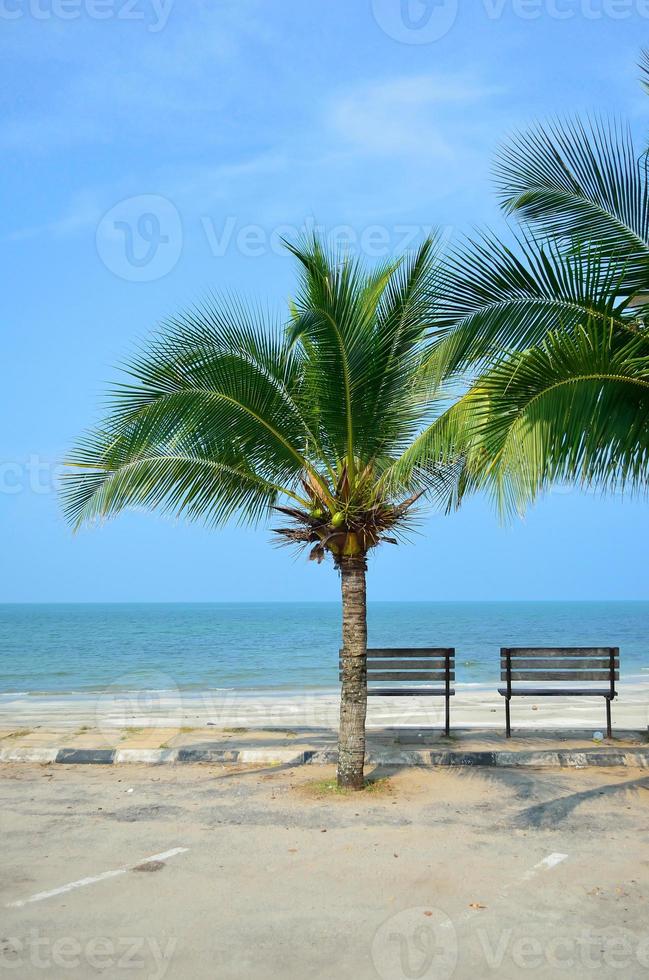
422 61 649 513
61 237 458 789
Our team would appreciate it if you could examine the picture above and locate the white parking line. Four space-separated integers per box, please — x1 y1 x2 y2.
440 852 570 932
523 852 568 879
6 847 189 908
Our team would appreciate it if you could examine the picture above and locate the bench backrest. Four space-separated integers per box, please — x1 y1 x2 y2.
501 647 619 694
339 648 455 690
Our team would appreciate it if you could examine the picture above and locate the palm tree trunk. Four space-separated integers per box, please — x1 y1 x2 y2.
337 555 368 789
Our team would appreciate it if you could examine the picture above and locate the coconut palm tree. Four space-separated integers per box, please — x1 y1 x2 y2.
61 236 459 789
420 61 649 513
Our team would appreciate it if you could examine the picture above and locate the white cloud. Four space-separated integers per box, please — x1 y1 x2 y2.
6 69 504 243
327 73 503 157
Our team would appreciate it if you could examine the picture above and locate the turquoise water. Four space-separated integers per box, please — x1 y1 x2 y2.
0 602 647 695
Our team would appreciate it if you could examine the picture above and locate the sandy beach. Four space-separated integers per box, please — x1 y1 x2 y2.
1 680 647 734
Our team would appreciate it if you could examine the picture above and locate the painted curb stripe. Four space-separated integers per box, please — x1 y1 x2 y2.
1 746 647 768
114 748 178 764
0 747 59 763
55 749 115 765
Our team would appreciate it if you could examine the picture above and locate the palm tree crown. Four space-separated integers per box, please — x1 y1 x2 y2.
62 236 452 557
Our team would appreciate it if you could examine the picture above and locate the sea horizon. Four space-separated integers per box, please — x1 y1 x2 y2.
1 600 647 696
2 599 647 605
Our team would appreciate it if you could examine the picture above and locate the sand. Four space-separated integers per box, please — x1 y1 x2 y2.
1 680 647 734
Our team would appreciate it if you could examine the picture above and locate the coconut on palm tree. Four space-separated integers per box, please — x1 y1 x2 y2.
61 236 459 789
422 60 649 513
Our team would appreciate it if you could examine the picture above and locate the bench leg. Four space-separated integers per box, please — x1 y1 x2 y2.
445 695 450 737
505 698 511 738
606 699 612 739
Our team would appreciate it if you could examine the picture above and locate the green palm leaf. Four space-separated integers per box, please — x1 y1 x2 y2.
495 116 649 292
430 232 633 376
438 322 649 515
63 235 460 543
428 58 649 513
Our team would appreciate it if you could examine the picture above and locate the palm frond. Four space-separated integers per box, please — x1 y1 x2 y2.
495 116 649 293
450 322 649 514
429 231 634 377
285 234 442 468
62 235 462 564
640 48 649 94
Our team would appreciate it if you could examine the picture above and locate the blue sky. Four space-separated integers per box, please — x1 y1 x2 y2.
2 0 649 602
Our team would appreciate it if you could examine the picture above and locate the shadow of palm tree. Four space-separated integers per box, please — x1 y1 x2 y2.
510 775 649 829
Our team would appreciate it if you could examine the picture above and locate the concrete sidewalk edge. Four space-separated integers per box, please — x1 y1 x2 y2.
1 746 648 768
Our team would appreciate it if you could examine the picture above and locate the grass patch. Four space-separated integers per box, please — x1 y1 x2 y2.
77 725 91 734
122 727 144 737
3 729 32 739
301 776 394 799
223 727 249 734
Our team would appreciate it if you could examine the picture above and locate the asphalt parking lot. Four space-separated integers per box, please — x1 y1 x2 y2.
1 762 648 979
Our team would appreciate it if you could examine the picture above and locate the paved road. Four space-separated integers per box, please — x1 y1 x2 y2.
1 763 648 978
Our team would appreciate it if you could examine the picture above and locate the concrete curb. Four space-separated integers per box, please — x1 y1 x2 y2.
0 747 59 763
1 745 648 768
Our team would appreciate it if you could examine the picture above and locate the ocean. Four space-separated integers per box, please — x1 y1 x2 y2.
0 601 647 696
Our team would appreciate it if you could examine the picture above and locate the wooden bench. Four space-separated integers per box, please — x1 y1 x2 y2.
499 647 619 738
340 648 455 735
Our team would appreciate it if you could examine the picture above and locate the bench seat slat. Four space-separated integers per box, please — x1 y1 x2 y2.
340 671 454 682
503 647 617 658
369 671 454 681
367 659 450 669
500 658 618 670
368 688 455 697
341 660 451 669
498 687 615 697
338 657 455 672
364 649 454 658
501 670 618 682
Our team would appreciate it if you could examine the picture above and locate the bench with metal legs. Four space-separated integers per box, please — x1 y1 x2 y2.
340 648 455 735
499 647 619 738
